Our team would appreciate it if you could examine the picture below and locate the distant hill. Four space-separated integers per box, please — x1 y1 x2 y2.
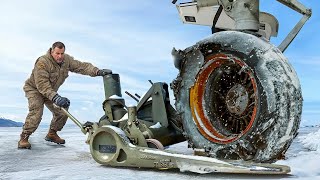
0 118 24 127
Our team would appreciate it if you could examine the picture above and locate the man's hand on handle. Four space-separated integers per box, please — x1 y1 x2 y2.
52 94 70 108
96 69 112 76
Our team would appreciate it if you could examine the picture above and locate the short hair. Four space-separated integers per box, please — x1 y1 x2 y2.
52 41 65 50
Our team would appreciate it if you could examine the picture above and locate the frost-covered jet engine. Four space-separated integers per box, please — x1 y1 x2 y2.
171 0 311 162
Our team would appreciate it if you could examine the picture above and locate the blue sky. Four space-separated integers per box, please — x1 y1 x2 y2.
0 0 318 126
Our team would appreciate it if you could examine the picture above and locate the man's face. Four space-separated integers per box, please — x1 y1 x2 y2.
51 47 65 64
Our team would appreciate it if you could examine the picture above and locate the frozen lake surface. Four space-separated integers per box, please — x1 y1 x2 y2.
0 126 320 180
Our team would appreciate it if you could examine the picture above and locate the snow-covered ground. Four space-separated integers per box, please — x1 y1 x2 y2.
0 126 320 180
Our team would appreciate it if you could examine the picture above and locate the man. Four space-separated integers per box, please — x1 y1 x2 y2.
18 41 112 149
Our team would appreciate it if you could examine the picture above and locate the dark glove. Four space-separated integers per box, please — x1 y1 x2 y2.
52 94 70 108
97 69 112 76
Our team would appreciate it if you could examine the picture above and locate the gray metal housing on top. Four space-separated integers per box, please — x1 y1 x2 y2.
177 0 311 52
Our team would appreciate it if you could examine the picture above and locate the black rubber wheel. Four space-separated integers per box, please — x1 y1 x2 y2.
172 31 302 162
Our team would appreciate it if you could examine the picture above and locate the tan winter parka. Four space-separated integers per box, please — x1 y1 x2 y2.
23 49 99 100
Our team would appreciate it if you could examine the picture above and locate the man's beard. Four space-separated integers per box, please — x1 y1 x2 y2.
56 59 64 66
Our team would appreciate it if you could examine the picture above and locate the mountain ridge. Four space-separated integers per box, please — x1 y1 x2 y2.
0 118 23 127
